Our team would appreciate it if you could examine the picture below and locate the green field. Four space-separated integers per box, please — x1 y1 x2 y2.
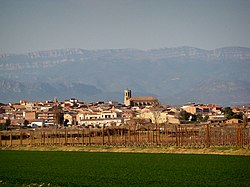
0 151 249 186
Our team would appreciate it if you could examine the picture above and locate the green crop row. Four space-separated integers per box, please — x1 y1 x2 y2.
0 151 249 186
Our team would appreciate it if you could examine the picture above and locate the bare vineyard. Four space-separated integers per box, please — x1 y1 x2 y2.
0 124 250 148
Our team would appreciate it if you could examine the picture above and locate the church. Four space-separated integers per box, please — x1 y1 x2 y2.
124 89 159 107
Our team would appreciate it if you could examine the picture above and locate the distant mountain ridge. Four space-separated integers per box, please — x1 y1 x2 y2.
0 46 250 105
1 47 250 71
2 46 250 59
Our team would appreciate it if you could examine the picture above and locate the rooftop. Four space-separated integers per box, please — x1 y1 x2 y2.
130 97 158 101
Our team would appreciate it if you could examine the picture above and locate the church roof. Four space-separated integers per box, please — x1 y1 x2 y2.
130 96 158 101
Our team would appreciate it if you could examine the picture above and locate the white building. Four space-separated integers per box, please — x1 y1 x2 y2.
78 111 123 127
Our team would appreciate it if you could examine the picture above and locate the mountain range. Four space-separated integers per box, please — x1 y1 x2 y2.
0 46 250 105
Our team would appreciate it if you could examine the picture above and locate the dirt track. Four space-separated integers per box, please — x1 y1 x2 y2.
1 145 250 156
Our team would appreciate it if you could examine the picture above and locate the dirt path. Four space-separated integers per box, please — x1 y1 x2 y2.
1 145 250 155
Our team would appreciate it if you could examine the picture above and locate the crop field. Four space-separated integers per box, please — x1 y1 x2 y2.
0 151 250 186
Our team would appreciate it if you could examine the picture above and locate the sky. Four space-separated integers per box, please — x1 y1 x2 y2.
0 0 250 54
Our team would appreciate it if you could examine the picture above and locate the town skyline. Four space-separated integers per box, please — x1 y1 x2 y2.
0 90 249 130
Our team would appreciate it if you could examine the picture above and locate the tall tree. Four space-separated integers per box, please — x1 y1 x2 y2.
243 114 248 126
23 120 29 127
53 105 63 126
5 118 11 130
179 110 191 121
222 107 234 119
223 107 243 120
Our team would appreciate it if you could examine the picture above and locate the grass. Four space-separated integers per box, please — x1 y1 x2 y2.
0 151 250 186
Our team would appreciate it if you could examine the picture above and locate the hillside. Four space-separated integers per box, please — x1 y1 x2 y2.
0 46 250 105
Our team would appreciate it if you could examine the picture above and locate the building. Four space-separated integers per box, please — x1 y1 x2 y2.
37 111 55 125
137 109 168 124
182 103 222 115
208 115 226 123
226 118 243 124
23 111 37 120
124 89 159 107
36 105 63 126
137 108 180 124
124 89 132 106
78 110 123 127
64 113 77 125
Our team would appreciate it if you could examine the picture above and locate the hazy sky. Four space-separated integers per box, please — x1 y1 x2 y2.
0 0 250 54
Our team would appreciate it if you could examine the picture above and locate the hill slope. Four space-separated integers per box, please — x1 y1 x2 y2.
0 47 250 105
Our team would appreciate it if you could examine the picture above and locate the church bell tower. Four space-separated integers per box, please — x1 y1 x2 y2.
124 89 131 106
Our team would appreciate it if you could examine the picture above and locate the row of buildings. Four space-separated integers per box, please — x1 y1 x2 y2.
0 89 249 128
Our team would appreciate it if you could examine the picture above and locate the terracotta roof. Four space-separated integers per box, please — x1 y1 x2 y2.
130 97 158 101
207 104 222 108
2 106 12 110
13 105 26 109
198 106 210 109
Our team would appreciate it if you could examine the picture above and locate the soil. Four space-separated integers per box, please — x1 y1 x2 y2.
1 145 250 156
